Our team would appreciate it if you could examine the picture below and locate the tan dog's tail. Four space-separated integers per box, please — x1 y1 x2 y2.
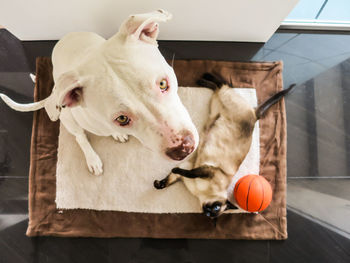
0 93 46 112
255 84 295 119
197 72 295 119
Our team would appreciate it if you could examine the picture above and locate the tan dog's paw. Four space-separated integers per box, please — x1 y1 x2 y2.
86 152 103 176
112 133 129 143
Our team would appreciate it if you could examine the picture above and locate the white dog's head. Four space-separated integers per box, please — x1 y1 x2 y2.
47 10 198 161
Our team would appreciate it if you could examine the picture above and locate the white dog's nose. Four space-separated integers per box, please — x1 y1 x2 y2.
165 132 195 161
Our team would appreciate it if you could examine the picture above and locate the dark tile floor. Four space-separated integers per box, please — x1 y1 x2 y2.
1 28 350 262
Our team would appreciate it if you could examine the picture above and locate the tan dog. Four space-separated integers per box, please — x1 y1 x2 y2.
154 73 295 218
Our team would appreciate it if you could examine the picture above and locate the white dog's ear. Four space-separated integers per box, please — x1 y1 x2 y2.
119 9 172 45
44 70 84 121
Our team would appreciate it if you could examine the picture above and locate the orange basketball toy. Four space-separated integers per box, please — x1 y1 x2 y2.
234 174 272 212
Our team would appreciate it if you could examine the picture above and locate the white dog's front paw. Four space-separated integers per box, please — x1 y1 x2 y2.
86 152 103 176
112 133 129 143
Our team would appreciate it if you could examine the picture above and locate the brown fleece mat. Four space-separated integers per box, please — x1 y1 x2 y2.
27 57 287 239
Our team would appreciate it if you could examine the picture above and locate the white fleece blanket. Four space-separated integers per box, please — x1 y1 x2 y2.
55 87 259 213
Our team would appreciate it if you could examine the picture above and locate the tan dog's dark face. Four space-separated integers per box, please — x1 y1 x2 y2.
202 199 237 218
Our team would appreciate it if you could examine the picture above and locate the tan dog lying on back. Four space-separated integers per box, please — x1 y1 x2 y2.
154 73 294 218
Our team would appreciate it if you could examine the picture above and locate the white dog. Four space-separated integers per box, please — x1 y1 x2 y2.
0 10 199 175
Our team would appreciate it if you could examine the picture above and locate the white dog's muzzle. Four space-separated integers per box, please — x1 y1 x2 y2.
164 130 196 161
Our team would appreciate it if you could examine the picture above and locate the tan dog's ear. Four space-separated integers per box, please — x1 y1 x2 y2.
44 70 84 121
225 200 238 211
119 9 172 45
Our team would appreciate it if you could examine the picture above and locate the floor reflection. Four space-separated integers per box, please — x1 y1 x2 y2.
288 178 350 239
0 215 28 232
252 31 350 88
284 57 350 179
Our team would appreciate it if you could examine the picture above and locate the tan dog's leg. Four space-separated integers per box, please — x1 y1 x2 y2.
154 172 181 189
154 159 195 189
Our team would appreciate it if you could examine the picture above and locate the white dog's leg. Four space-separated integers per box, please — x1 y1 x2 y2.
75 133 103 176
60 111 103 176
112 133 129 143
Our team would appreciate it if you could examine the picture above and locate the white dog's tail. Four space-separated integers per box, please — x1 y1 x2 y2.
0 93 46 112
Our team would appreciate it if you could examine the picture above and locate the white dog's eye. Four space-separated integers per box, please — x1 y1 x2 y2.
115 115 130 126
159 79 168 92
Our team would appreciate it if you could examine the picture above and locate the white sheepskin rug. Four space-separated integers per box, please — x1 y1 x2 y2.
55 87 259 213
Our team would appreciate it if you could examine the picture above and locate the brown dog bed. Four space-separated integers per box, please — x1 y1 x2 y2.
27 57 287 239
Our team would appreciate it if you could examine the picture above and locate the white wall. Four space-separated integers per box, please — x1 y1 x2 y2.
0 0 298 42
